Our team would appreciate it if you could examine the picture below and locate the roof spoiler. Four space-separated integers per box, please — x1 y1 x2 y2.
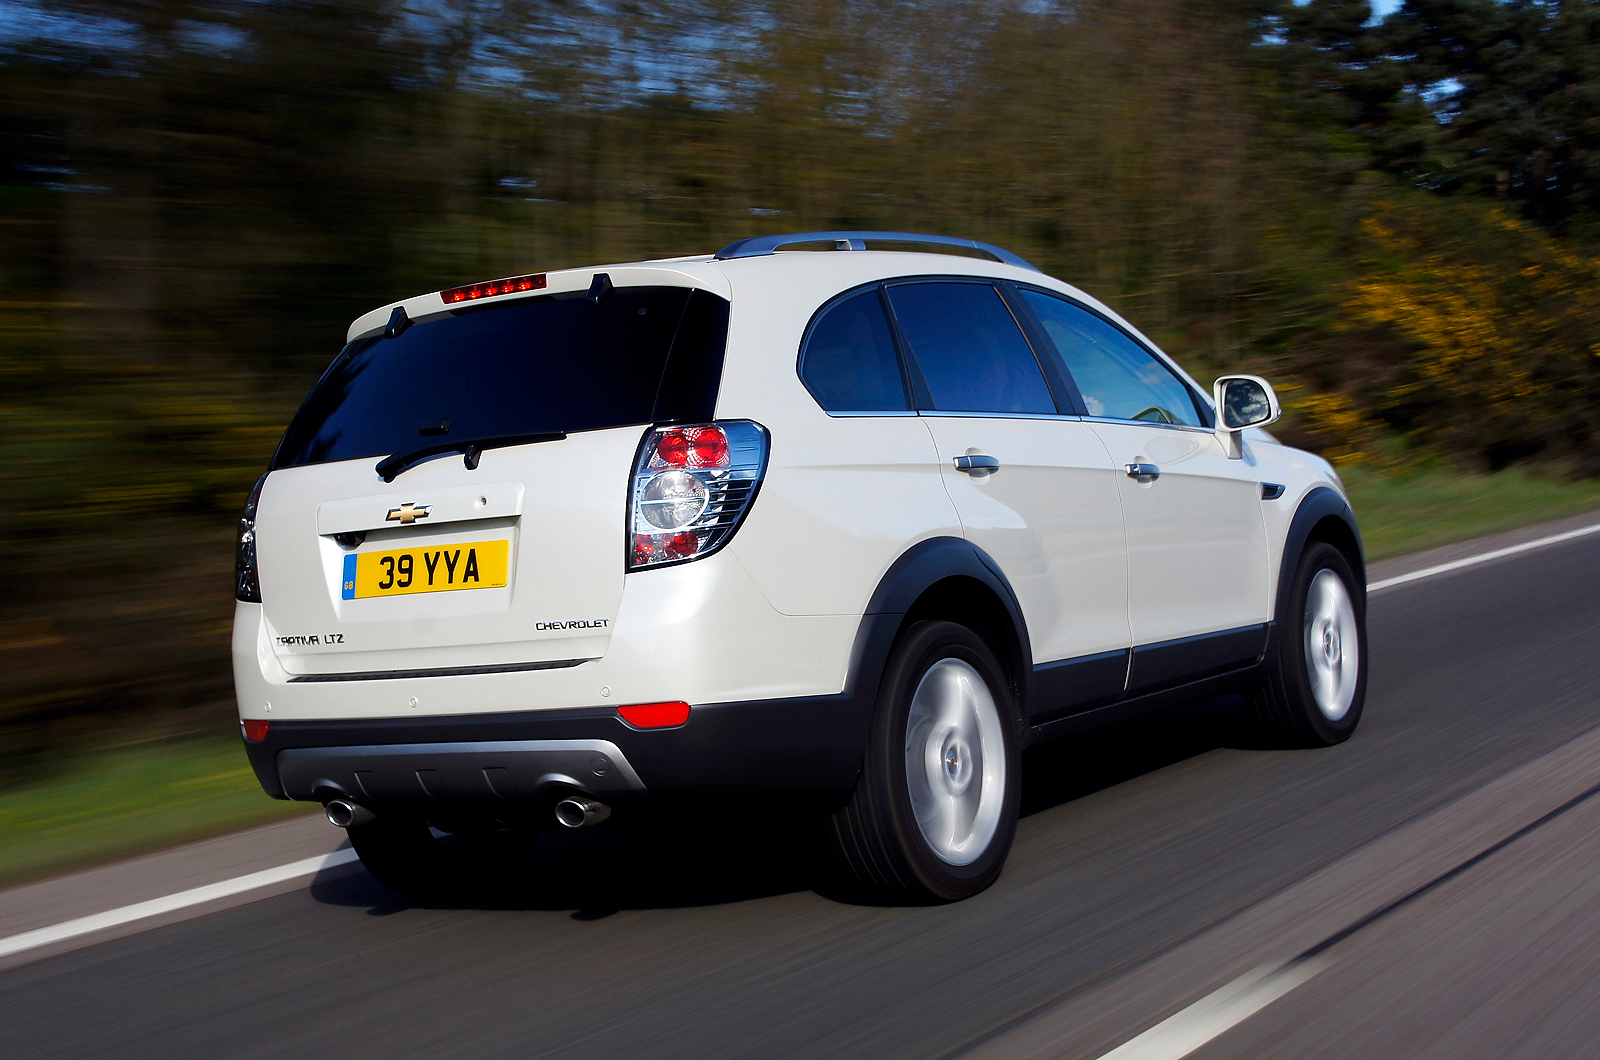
713 231 1040 272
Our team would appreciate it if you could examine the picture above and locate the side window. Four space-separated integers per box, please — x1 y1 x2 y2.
885 282 1057 415
799 289 909 412
1018 289 1203 427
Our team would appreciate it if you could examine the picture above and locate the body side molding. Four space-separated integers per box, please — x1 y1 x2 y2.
1127 624 1269 696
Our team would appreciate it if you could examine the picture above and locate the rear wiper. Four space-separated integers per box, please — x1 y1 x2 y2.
375 432 567 482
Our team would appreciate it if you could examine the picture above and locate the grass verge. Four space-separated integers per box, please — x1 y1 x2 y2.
0 735 313 891
3 463 1600 892
1340 463 1600 560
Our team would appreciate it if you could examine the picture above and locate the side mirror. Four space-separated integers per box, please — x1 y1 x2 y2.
1212 375 1280 457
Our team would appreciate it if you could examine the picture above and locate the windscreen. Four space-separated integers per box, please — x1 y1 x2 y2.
272 286 729 470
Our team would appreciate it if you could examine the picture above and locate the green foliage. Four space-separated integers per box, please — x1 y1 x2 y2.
1341 460 1600 559
1 0 1599 764
1348 199 1600 472
0 734 312 887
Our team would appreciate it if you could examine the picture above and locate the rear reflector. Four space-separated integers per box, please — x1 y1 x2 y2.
242 719 270 743
441 273 547 304
617 701 691 729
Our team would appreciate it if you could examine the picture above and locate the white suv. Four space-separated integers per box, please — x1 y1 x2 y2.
234 231 1366 901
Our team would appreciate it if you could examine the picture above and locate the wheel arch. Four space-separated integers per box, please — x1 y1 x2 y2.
1269 486 1366 654
847 537 1034 725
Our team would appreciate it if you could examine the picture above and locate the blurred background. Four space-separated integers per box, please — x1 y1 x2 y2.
3 0 1599 873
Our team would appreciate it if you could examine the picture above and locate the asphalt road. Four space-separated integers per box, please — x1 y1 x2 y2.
6 525 1600 1060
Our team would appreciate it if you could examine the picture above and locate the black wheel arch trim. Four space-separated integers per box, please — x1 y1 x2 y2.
857 535 1035 721
1269 486 1366 656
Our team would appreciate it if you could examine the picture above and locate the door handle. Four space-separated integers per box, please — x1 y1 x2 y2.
954 454 1000 474
1124 462 1160 480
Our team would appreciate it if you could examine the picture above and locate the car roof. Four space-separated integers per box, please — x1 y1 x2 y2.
346 231 1044 343
340 240 1204 406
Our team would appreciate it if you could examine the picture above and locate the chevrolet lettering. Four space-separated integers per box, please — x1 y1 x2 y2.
234 232 1366 902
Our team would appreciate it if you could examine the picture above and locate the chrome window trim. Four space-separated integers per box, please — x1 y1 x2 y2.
1079 415 1215 434
821 409 921 418
821 409 1094 421
916 410 1087 422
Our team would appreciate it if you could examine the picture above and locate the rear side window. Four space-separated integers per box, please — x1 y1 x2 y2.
1018 289 1203 427
885 282 1056 415
273 286 729 469
799 289 909 412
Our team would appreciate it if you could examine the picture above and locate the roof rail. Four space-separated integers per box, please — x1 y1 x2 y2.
713 231 1040 272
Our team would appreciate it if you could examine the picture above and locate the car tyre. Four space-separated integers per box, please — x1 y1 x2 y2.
1249 541 1367 747
828 620 1020 902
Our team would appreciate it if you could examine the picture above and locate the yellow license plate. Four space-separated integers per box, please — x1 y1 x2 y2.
341 540 509 599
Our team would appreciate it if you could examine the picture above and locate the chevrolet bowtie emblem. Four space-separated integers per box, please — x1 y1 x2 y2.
385 502 431 524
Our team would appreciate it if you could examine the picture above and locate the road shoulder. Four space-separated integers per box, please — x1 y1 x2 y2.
0 812 354 973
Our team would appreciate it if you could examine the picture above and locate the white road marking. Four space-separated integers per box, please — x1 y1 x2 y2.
5 520 1596 972
1369 520 1600 593
0 848 359 960
1080 519 1600 1058
1092 960 1328 1060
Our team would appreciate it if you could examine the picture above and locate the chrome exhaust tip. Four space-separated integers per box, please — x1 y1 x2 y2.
325 798 375 829
554 795 611 829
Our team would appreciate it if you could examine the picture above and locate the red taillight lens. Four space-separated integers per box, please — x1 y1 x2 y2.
691 429 729 467
618 701 691 728
242 719 270 743
649 426 730 470
655 431 691 468
441 273 546 304
631 531 699 566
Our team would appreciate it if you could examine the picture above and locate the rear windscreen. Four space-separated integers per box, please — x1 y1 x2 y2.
272 286 729 470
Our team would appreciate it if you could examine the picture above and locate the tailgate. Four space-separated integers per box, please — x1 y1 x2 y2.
255 426 642 677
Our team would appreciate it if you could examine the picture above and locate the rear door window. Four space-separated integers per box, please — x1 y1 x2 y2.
885 282 1057 415
799 288 910 412
273 286 728 469
1017 289 1204 427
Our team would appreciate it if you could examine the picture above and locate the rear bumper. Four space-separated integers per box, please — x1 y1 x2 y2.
245 695 873 803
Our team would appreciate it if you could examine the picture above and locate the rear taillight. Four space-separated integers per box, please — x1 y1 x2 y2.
235 473 266 602
629 422 767 570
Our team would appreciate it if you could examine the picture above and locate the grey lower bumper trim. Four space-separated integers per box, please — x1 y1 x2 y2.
277 739 646 802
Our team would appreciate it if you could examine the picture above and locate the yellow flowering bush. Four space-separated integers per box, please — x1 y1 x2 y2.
1345 203 1600 474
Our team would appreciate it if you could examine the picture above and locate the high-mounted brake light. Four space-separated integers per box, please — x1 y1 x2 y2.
242 719 270 742
618 702 691 729
629 422 767 571
441 273 547 304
